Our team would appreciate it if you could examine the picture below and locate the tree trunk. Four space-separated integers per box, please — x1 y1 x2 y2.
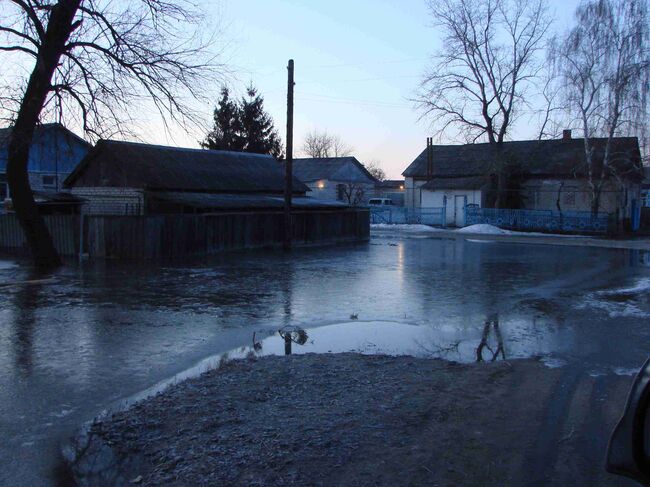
591 188 601 217
7 0 82 268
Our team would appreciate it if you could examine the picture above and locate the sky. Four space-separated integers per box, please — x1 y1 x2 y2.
109 0 583 178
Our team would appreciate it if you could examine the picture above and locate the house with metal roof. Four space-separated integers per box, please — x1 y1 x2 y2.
402 131 643 227
289 157 378 206
64 140 346 215
0 123 91 200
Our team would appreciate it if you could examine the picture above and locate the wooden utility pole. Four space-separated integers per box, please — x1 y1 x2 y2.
426 137 433 181
284 59 295 251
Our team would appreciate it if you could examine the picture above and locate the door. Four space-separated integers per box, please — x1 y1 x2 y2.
454 195 467 226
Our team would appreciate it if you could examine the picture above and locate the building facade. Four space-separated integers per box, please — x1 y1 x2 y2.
403 132 643 227
290 157 378 206
0 123 90 199
63 140 331 215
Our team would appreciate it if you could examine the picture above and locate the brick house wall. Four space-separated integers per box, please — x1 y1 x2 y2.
70 187 145 215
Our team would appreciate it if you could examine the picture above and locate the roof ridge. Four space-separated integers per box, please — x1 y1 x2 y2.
99 139 275 158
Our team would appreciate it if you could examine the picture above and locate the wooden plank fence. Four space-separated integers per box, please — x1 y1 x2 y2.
0 209 369 259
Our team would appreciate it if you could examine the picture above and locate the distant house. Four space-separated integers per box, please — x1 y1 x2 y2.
63 140 343 215
0 123 90 199
403 131 643 227
374 179 405 206
290 157 378 205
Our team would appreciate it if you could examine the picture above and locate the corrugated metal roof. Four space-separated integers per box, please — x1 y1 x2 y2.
290 157 377 184
65 140 309 193
421 176 489 190
402 137 642 181
150 191 349 210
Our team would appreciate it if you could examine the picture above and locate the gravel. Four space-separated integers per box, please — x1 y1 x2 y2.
65 353 632 486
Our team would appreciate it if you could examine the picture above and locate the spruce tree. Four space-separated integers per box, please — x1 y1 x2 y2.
201 87 243 151
202 85 284 159
239 85 284 159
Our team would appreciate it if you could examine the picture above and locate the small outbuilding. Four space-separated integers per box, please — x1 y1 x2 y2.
64 140 318 214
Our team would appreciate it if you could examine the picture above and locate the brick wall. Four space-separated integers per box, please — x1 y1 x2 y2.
70 187 144 215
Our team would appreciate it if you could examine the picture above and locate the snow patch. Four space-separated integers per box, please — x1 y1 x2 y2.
458 224 512 235
371 224 444 233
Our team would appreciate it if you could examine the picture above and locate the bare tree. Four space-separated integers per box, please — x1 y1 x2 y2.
302 129 353 158
551 0 649 215
338 182 365 206
365 160 386 181
0 0 221 267
415 0 552 144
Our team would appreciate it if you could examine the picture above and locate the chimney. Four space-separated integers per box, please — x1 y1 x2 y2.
562 129 572 141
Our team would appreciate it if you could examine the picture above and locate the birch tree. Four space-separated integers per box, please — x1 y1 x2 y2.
551 0 649 215
302 130 353 158
0 0 221 267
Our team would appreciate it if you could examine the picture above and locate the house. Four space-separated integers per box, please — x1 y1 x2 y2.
289 157 378 205
62 140 343 215
0 123 91 199
374 179 405 206
403 131 643 227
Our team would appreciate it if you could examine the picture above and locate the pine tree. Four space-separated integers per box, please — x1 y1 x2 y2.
201 87 243 151
239 85 284 159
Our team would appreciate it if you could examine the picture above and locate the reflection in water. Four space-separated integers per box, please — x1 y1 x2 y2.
476 315 506 362
11 274 48 377
278 326 309 355
1 239 650 486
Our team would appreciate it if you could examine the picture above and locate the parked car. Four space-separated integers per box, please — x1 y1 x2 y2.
368 198 394 206
606 357 650 484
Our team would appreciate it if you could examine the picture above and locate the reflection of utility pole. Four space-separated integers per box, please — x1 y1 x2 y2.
476 315 506 362
283 59 295 251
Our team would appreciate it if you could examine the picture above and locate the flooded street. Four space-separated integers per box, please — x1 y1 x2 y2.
2 235 650 485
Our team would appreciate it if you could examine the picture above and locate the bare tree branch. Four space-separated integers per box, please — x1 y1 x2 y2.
414 0 552 144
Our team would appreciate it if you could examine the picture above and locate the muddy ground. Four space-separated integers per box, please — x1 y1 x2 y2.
66 354 637 486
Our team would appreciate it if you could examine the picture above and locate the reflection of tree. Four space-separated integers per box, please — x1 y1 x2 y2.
476 315 506 362
278 326 308 355
11 275 46 377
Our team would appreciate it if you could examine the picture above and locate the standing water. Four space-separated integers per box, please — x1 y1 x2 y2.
1 236 650 485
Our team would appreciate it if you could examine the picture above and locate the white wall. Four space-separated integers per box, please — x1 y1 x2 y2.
421 189 482 226
404 177 428 208
307 180 375 205
520 179 633 215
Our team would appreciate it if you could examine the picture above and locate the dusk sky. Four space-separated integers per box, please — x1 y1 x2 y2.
149 0 584 179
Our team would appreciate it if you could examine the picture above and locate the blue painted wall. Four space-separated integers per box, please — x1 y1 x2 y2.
0 124 90 181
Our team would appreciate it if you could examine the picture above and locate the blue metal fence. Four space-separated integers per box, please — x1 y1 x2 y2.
465 207 614 234
370 206 446 227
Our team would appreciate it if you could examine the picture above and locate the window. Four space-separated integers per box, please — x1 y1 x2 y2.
336 184 346 201
42 175 57 190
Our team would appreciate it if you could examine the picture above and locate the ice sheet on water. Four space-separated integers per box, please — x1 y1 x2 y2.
596 277 650 296
540 356 567 369
575 277 650 319
0 260 19 270
613 367 640 376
